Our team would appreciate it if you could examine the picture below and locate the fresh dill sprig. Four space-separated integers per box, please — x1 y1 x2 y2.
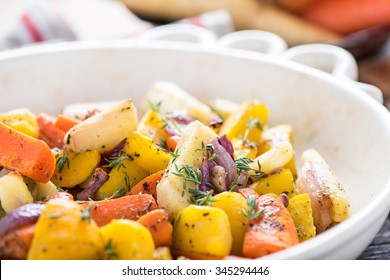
242 196 264 222
188 188 217 206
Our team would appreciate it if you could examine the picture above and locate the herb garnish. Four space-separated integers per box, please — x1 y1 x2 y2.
56 150 70 173
81 205 93 223
171 164 202 194
242 196 264 222
102 187 126 200
235 157 266 179
188 188 217 206
103 155 131 171
105 239 119 260
243 116 263 140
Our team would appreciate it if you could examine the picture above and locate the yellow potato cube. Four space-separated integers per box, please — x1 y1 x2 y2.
0 108 39 138
96 159 149 200
212 192 249 256
51 149 101 188
219 101 268 143
100 219 155 260
250 168 295 196
123 131 170 174
27 199 104 260
287 193 316 242
172 205 232 257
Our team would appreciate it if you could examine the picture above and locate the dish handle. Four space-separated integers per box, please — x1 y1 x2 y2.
282 44 383 104
217 31 383 104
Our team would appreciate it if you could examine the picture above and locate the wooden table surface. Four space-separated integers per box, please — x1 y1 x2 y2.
356 39 390 260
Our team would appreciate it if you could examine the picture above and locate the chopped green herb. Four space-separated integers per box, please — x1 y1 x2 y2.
158 138 168 150
243 116 263 140
188 188 217 206
235 157 266 179
148 100 163 113
81 205 93 223
102 187 126 200
105 239 119 260
171 164 202 191
103 155 131 171
169 149 180 163
56 150 70 173
242 196 264 222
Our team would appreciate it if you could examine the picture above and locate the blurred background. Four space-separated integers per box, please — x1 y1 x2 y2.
0 0 389 258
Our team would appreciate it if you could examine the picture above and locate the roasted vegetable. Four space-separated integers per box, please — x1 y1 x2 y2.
86 194 158 227
100 219 155 260
64 99 138 153
249 168 295 197
96 158 149 200
172 205 232 258
137 209 173 247
123 131 171 174
51 149 101 188
212 192 249 256
27 199 104 260
0 122 56 183
287 193 316 242
0 108 38 138
243 193 298 258
140 81 215 124
0 172 34 214
295 149 349 233
219 101 268 144
157 121 217 215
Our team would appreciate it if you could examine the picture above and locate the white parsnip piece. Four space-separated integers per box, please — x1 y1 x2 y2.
0 172 33 213
64 99 138 153
250 142 293 174
156 121 217 215
140 81 214 124
296 149 349 233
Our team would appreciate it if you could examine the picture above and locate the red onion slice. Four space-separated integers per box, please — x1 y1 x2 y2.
210 138 237 188
77 168 109 201
0 203 44 237
218 135 234 160
199 159 214 192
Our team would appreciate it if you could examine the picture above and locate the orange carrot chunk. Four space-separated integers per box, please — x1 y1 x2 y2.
238 188 259 199
0 122 56 183
128 170 165 200
37 113 65 148
87 194 158 227
0 224 36 260
243 193 299 258
137 209 173 247
54 114 80 133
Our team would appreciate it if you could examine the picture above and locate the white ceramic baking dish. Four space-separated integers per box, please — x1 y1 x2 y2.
0 25 389 259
